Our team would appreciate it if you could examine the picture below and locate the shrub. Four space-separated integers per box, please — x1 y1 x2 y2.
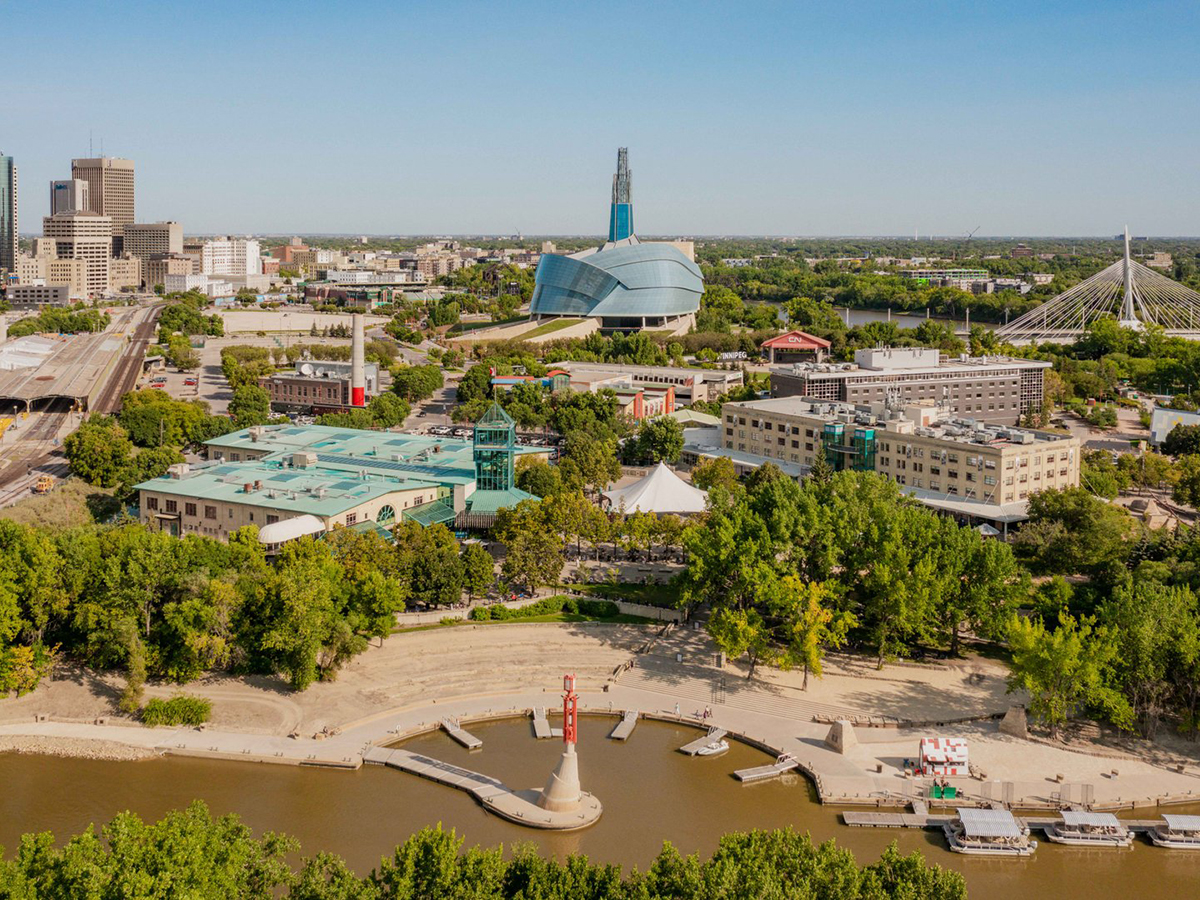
142 693 212 727
578 599 619 618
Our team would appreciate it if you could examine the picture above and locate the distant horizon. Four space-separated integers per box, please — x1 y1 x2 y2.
21 231 1200 242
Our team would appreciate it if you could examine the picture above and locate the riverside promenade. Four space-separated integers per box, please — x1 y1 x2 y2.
1 623 1199 813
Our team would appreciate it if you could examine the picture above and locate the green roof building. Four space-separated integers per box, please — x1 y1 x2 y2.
135 414 547 547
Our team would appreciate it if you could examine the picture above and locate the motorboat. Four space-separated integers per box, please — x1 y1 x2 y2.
695 739 729 757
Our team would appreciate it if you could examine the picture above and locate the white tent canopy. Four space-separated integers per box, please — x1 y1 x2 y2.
603 462 708 515
258 514 326 545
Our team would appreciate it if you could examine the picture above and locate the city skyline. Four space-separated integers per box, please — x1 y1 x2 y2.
5 1 1200 236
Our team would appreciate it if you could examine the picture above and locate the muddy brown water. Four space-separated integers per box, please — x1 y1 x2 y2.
2 718 1198 899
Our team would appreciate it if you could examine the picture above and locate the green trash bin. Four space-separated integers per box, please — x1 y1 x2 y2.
944 786 957 799
930 785 943 799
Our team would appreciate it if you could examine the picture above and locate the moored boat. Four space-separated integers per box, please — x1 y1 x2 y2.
1043 811 1132 848
1147 814 1200 849
944 808 1037 857
695 739 729 757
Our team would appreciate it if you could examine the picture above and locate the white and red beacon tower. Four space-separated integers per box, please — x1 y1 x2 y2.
538 673 583 811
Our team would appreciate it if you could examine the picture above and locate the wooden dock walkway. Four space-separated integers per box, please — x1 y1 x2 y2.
608 710 638 740
531 708 553 739
679 728 727 755
734 756 799 783
440 718 482 749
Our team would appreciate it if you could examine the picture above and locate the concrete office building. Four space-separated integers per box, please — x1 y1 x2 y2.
683 395 1079 530
50 179 90 215
5 285 71 309
769 347 1051 426
17 252 89 298
0 155 16 274
144 253 195 290
70 157 135 242
42 212 112 296
202 237 262 277
124 222 183 285
556 361 742 405
109 254 141 291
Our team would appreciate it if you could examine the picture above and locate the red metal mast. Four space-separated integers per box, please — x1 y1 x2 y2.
562 673 578 745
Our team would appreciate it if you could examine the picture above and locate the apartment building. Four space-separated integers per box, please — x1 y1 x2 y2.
71 157 134 241
770 347 1050 426
42 211 112 295
709 396 1079 514
201 237 262 277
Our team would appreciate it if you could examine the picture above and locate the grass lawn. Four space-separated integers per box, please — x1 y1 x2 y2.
518 318 583 339
584 581 678 608
0 478 120 529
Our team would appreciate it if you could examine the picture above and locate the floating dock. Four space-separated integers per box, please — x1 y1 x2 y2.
440 718 482 749
530 708 561 739
608 710 638 741
679 728 727 755
364 747 601 830
734 756 799 783
844 811 1169 841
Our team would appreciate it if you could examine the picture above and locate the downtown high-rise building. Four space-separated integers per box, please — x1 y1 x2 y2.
70 156 134 240
0 154 17 274
50 178 90 215
43 211 112 296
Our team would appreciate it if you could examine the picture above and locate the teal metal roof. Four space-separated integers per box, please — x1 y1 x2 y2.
135 461 438 518
465 487 537 515
403 497 458 527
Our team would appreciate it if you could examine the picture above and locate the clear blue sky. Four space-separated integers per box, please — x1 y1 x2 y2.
6 0 1199 236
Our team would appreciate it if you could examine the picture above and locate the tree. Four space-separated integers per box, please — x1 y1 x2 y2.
632 416 684 464
1174 454 1200 508
395 523 463 607
514 457 565 497
807 441 835 485
558 432 621 499
772 576 855 689
494 500 565 595
228 384 273 429
1005 613 1131 739
708 604 773 679
1013 487 1138 578
1164 423 1200 457
461 544 494 602
63 416 134 488
690 455 739 494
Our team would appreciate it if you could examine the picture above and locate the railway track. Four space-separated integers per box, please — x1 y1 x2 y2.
93 306 162 414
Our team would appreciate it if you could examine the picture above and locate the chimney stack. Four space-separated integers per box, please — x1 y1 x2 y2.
351 313 366 407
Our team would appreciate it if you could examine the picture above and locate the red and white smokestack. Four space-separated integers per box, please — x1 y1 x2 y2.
351 313 366 407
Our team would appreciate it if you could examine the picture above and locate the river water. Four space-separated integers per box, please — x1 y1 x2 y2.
2 718 1197 898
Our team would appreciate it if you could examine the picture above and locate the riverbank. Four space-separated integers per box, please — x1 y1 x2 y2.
2 622 1198 814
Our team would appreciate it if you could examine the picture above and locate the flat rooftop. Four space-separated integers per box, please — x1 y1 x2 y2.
775 354 1050 379
726 397 1073 449
136 459 439 516
558 361 741 383
0 330 129 405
